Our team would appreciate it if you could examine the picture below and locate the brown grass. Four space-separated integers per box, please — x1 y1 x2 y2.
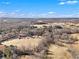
17 55 41 59
1 37 43 51
47 44 73 59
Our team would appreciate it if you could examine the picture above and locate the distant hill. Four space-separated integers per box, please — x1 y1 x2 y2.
0 17 79 20
0 17 79 23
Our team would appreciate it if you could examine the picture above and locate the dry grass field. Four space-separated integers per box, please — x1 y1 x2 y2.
1 20 79 59
48 44 73 59
1 33 79 59
1 37 43 51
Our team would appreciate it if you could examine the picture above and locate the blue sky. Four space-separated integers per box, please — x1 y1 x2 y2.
0 0 79 18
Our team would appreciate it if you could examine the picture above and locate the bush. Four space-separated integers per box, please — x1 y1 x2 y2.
3 46 13 59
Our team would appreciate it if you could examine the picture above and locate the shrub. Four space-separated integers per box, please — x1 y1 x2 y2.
3 46 13 59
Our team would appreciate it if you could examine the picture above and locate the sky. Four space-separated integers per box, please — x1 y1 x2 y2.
0 0 79 18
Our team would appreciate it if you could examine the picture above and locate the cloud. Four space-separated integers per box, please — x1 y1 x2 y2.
2 1 10 5
0 12 7 17
0 11 18 18
59 2 65 5
48 12 56 14
59 0 78 5
0 11 79 18
0 11 56 18
67 0 78 4
15 9 21 12
0 12 4 14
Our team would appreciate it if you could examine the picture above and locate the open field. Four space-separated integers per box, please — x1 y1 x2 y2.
1 37 43 51
1 18 79 59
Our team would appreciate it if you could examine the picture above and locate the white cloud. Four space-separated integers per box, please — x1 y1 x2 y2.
0 12 4 14
2 1 10 5
0 12 7 17
48 12 56 14
66 0 78 4
59 0 78 5
59 2 65 5
15 9 21 12
0 11 79 18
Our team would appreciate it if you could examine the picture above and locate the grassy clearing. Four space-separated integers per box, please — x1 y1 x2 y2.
1 37 43 51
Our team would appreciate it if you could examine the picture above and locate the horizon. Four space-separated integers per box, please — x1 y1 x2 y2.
0 0 79 18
